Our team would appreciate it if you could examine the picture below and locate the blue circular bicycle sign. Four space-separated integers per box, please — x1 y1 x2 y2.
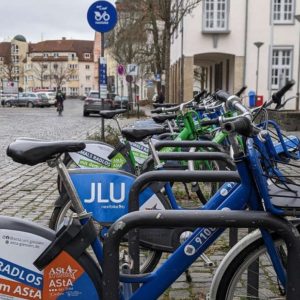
87 0 118 33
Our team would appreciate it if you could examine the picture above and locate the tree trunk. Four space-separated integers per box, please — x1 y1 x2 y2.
164 24 171 103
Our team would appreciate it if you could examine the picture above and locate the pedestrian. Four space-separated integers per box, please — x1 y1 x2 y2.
156 90 165 104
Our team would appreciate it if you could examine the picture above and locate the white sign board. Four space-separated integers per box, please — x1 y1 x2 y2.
127 64 138 76
100 85 107 98
3 80 18 94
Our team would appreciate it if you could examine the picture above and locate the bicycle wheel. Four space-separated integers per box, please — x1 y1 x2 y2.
49 194 167 274
214 235 287 300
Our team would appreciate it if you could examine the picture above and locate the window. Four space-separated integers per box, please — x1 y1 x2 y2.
12 56 19 64
43 53 49 58
69 87 79 96
43 64 48 69
203 0 228 32
0 57 3 62
53 64 58 69
69 64 78 69
85 87 91 95
69 53 76 60
11 44 19 54
85 65 90 70
271 48 293 89
13 66 19 74
84 53 91 59
54 53 59 58
69 75 79 81
273 0 294 24
86 75 91 81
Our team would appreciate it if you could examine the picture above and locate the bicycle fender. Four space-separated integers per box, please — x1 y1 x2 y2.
209 229 262 300
209 219 300 299
0 216 101 299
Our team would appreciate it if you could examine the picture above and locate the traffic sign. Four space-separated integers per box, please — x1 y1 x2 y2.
126 75 133 83
87 1 118 33
127 64 138 76
99 57 107 85
117 64 125 76
99 57 107 98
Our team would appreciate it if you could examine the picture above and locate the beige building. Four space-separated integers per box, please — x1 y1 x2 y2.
0 35 28 91
0 35 101 97
24 38 96 96
170 0 300 109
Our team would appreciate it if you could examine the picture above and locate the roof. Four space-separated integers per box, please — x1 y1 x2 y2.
13 35 27 42
0 42 11 62
29 40 94 62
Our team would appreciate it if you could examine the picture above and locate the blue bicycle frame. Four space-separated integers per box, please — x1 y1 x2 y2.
117 136 289 299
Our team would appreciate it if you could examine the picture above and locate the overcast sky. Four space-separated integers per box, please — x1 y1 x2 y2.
0 0 114 43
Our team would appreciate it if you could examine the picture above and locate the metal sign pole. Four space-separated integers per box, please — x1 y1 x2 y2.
87 0 117 141
101 32 105 141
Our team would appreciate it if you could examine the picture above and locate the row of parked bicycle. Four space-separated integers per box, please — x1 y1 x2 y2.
2 80 300 299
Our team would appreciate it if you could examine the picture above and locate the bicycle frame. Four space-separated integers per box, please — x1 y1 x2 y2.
102 137 291 299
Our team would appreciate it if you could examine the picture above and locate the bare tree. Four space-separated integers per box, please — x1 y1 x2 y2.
146 0 202 101
107 3 154 104
0 57 19 82
51 63 76 89
30 62 49 89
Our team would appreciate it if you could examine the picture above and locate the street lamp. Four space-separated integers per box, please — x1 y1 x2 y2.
295 15 300 110
254 42 264 100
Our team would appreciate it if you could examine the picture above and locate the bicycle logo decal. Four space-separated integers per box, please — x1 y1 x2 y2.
94 10 110 23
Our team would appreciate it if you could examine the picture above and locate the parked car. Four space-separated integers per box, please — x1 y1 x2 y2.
1 93 17 106
83 90 113 117
36 92 56 106
4 92 49 108
113 96 129 109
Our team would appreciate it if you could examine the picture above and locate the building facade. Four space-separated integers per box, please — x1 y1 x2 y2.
0 35 100 97
170 0 300 109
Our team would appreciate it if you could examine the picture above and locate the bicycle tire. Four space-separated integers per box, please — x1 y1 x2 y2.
49 197 164 273
214 233 288 300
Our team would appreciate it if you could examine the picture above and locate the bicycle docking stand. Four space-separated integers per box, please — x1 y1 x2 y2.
102 160 300 300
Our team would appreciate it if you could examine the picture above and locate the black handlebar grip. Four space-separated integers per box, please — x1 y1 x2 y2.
194 89 207 102
223 117 253 137
214 90 230 102
235 86 247 97
200 118 220 126
151 108 163 114
272 80 295 107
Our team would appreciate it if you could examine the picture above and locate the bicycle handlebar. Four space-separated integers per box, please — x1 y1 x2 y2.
200 118 220 126
213 90 231 103
235 86 247 97
223 117 254 137
272 80 295 109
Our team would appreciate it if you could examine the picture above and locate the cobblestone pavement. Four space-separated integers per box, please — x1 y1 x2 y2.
0 101 299 299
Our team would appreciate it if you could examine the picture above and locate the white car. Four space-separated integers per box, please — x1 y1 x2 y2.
36 92 56 106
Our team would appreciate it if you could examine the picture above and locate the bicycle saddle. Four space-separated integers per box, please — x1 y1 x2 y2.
152 114 177 124
7 139 85 166
99 109 127 119
153 103 177 108
121 127 167 142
